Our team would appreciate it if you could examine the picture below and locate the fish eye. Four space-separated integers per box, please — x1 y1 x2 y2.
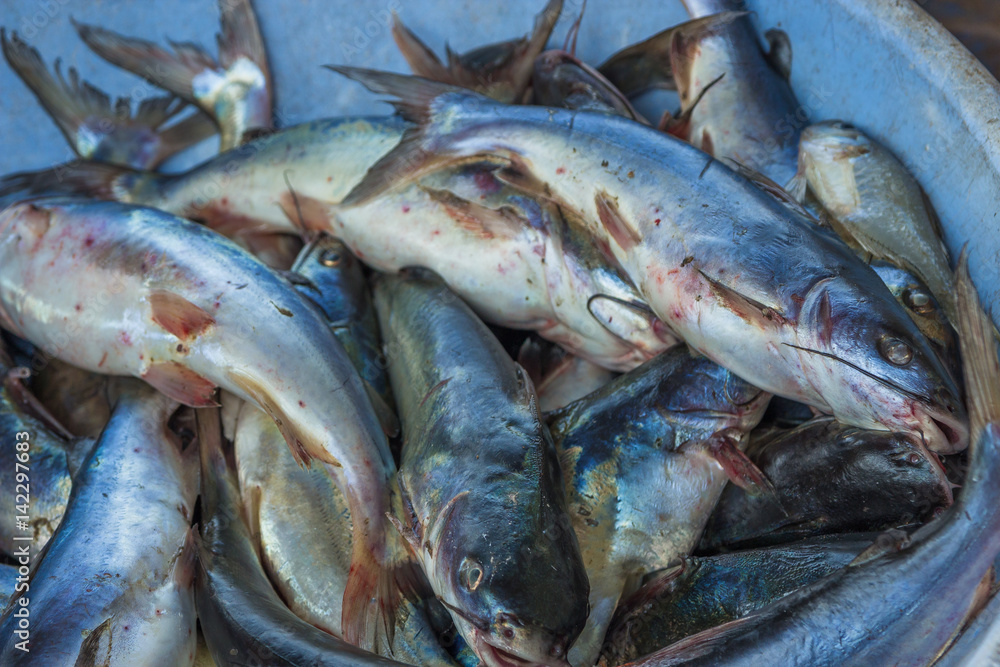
879 336 914 366
319 248 342 267
903 288 933 313
459 557 484 591
831 121 855 130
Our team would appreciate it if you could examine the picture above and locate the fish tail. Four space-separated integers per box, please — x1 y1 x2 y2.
216 0 270 77
0 160 143 202
341 524 422 653
74 19 215 104
3 27 216 170
955 252 1000 440
390 13 452 83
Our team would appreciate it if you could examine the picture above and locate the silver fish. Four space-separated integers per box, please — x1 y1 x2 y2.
195 408 410 667
375 269 589 667
75 0 272 150
549 346 770 666
623 256 1000 666
794 121 957 327
599 6 800 186
0 197 408 647
333 68 967 455
0 381 197 665
0 117 674 371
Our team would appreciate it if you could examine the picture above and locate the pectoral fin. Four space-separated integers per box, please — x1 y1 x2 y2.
142 362 219 408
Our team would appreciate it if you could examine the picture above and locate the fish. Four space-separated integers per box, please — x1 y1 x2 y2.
235 403 462 664
870 261 957 369
620 253 1000 666
793 121 958 328
698 416 954 552
0 117 675 371
391 0 563 103
600 536 873 665
74 0 272 150
30 356 113 439
935 575 1000 665
331 68 968 454
531 7 644 121
0 342 92 557
0 564 16 605
548 346 771 666
374 268 589 667
195 407 413 667
289 233 392 408
0 197 410 647
598 6 801 186
0 30 215 170
0 381 197 665
517 338 619 413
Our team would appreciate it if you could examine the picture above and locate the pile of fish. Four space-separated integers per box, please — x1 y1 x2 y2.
0 0 997 665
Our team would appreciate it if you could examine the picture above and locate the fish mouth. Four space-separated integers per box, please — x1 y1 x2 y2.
474 632 569 667
912 402 968 455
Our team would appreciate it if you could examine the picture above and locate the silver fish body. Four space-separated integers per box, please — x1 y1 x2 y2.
0 197 403 645
1 116 673 371
196 409 408 667
599 7 800 186
0 382 197 665
796 121 957 326
335 71 967 455
375 269 589 667
549 346 769 666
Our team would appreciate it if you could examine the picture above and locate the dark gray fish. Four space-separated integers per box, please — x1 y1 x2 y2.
0 382 197 665
624 256 1000 666
0 344 91 558
290 233 391 409
375 269 588 667
196 407 409 667
699 417 954 552
601 537 871 665
549 347 770 665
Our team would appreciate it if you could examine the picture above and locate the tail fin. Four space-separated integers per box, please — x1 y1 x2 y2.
388 0 562 103
341 485 423 654
1 29 212 169
75 0 272 150
954 250 1000 437
390 13 452 83
0 160 137 201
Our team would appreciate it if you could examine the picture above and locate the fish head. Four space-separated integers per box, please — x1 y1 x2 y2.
795 276 967 454
659 355 771 436
870 261 958 366
839 428 954 515
797 122 873 213
431 488 589 667
800 121 873 164
289 233 366 324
